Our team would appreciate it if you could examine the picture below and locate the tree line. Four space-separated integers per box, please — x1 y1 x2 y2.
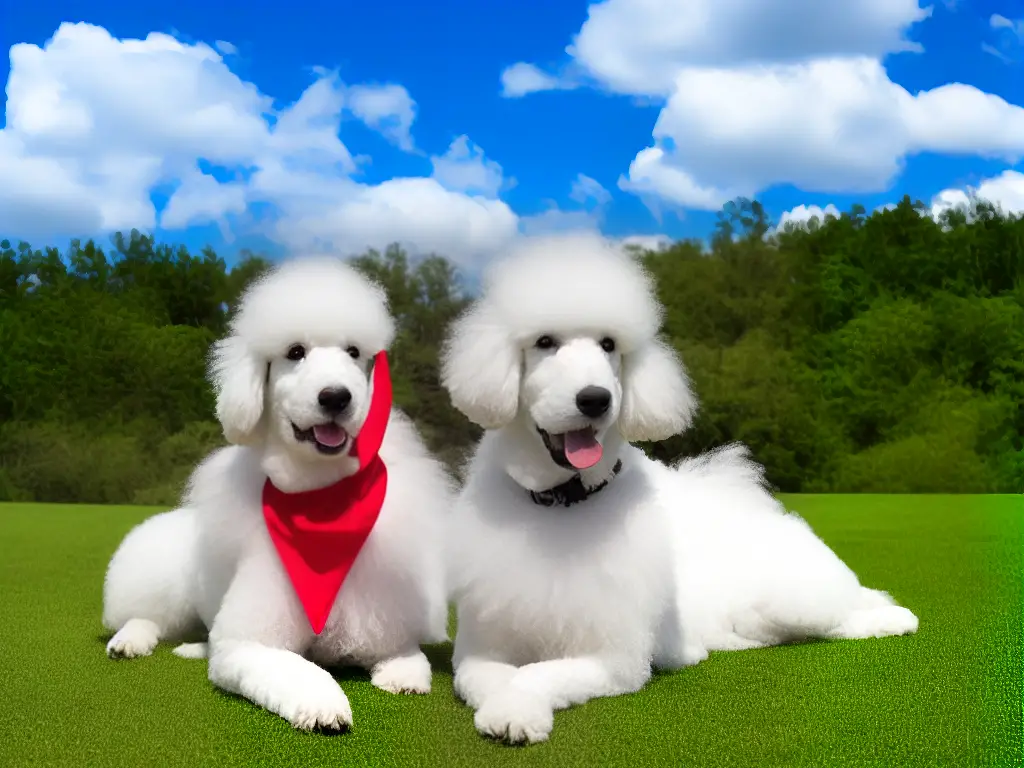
1 194 1021 504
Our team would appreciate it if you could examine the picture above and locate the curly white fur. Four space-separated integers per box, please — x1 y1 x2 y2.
441 233 918 745
102 256 452 732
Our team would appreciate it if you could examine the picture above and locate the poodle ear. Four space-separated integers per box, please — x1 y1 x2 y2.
209 335 267 445
618 338 697 443
441 304 521 429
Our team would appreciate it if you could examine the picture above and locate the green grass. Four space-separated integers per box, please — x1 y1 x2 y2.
0 496 1020 767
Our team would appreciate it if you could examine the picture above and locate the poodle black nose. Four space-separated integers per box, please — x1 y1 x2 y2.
575 386 612 418
318 387 352 415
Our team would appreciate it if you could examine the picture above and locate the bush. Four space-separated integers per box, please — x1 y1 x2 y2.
0 419 225 506
829 434 996 494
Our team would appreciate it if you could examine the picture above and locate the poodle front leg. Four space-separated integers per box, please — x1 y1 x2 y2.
653 596 709 670
508 655 649 710
474 656 649 745
207 551 352 732
826 588 919 640
367 647 432 695
451 615 520 709
453 656 520 709
106 618 163 659
209 639 353 731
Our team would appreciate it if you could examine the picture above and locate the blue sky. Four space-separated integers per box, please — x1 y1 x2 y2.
2 0 1023 269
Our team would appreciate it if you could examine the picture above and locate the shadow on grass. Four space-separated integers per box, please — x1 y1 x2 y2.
424 641 455 677
94 626 207 652
96 627 454 671
327 641 454 683
197 641 457 735
646 635 837 680
208 686 353 736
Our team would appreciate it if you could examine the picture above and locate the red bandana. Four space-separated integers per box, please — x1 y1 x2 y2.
262 351 392 635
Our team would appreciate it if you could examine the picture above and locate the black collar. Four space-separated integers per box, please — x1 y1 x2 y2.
528 460 623 508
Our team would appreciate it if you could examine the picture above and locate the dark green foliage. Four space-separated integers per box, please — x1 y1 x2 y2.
1 194 1022 503
349 244 482 470
637 195 1023 493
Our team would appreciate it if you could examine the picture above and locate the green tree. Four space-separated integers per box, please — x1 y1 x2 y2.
2 192 1022 503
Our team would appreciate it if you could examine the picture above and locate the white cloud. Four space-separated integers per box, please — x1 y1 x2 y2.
621 57 1024 210
777 172 1024 235
982 43 1011 62
161 166 247 233
991 14 1023 34
500 62 577 98
0 22 521 267
345 83 417 151
930 170 1024 219
569 173 611 207
775 203 842 232
519 206 600 236
430 135 507 197
0 22 344 237
619 234 672 252
510 0 930 97
985 14 1024 62
519 174 615 236
214 40 237 56
271 177 520 259
930 188 971 218
0 132 104 236
618 146 737 210
501 0 1024 213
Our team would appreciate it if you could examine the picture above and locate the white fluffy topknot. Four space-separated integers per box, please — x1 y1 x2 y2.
480 232 662 353
228 256 395 359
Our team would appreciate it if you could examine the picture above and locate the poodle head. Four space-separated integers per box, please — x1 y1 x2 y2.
209 256 395 462
441 233 696 465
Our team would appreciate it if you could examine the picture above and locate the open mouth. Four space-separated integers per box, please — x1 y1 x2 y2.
538 426 604 470
292 422 350 456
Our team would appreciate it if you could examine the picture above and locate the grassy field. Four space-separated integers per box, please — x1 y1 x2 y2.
0 496 1020 767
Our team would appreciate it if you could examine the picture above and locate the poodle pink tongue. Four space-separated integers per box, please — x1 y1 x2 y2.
313 423 347 447
564 429 603 469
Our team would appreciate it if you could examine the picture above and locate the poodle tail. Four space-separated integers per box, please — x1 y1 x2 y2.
172 642 208 659
671 442 772 491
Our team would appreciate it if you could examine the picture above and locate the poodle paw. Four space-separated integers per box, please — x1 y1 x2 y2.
654 643 708 670
832 605 919 640
371 651 432 695
680 644 709 666
106 619 160 659
172 642 208 659
269 668 353 732
474 687 554 745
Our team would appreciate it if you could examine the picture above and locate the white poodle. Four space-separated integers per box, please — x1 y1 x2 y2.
102 257 451 732
441 233 919 745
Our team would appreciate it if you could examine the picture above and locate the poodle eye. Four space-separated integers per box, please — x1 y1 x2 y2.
346 345 360 360
600 337 616 353
535 335 557 350
285 344 306 361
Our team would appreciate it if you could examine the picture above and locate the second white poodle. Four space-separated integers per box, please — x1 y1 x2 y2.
102 256 452 732
441 233 918 745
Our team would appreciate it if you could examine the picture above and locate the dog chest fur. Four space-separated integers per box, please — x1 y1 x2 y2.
189 420 448 666
448 454 675 665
